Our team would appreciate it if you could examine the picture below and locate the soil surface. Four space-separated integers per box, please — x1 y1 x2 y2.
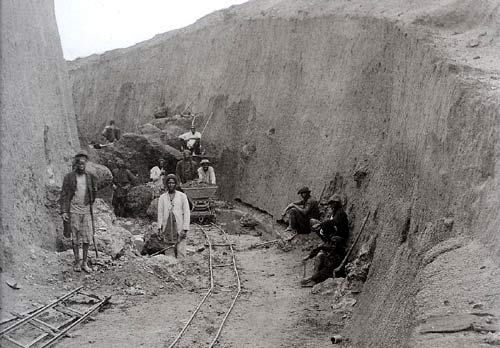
1 205 351 348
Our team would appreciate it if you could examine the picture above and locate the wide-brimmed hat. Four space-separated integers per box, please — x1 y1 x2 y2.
297 186 311 194
200 159 210 164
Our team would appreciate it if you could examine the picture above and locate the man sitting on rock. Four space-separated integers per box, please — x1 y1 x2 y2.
197 159 216 185
101 120 121 143
60 150 97 273
158 174 191 258
112 159 137 217
176 150 198 184
300 194 349 287
178 126 201 155
281 186 320 241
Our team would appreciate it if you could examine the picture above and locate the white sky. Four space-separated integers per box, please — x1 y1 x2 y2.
55 0 248 60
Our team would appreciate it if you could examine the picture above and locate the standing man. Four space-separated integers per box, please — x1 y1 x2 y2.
178 126 201 155
60 151 97 273
197 159 216 185
149 158 166 197
102 120 121 143
175 150 198 184
112 159 136 217
150 158 166 183
158 174 190 258
281 186 320 241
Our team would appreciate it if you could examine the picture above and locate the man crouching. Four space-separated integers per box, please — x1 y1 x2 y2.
60 151 97 273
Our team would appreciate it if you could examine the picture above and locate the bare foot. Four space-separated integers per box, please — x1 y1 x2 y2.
81 263 92 273
73 261 81 272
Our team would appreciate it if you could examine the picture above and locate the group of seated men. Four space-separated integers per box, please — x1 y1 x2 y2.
282 186 349 287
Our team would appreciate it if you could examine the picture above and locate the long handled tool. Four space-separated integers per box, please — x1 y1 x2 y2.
89 204 99 259
334 211 370 276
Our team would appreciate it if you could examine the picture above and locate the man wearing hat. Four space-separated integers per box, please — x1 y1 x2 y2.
311 194 349 244
281 186 320 241
197 159 216 185
60 150 97 273
158 174 191 258
112 159 137 217
300 194 349 287
176 150 198 184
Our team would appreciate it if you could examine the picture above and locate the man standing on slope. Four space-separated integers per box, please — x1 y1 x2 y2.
60 151 97 273
158 174 191 258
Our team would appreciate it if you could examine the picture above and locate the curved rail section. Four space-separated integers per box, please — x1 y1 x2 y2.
166 223 241 348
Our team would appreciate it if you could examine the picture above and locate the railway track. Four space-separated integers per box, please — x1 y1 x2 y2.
166 223 241 348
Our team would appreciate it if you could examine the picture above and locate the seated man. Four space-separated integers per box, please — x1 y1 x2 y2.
102 120 121 143
197 159 216 185
178 126 201 155
175 150 198 184
281 186 320 241
300 194 349 287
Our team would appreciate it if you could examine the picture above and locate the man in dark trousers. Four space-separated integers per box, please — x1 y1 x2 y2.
175 150 198 184
60 151 97 273
300 194 349 287
281 186 320 241
102 120 121 143
112 159 136 217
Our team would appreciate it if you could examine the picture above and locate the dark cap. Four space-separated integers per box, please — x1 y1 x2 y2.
297 186 311 194
74 150 89 159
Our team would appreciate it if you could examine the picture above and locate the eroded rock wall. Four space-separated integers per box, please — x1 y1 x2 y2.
0 0 79 268
68 1 500 346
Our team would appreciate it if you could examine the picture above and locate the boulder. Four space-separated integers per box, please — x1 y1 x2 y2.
92 133 181 183
95 224 133 260
127 184 154 217
138 123 162 135
86 161 113 202
142 223 170 255
132 235 144 254
147 198 159 220
240 213 259 228
161 125 187 149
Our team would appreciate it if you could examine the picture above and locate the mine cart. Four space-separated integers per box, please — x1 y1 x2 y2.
182 185 218 224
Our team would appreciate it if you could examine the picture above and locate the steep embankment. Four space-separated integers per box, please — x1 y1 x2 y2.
68 0 500 347
0 0 79 267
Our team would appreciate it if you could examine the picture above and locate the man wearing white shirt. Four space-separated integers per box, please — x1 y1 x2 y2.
178 126 201 154
197 159 216 185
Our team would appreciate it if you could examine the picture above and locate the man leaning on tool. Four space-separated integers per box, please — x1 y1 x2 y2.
281 186 320 241
60 151 97 273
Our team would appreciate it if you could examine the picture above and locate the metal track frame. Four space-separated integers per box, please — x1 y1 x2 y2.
166 222 242 348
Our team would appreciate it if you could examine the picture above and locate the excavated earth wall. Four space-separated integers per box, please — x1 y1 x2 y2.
68 1 500 347
0 0 79 268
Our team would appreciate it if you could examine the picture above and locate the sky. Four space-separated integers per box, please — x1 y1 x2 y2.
55 0 248 60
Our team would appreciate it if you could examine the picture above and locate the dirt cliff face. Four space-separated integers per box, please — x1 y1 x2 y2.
0 0 79 268
68 0 500 346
